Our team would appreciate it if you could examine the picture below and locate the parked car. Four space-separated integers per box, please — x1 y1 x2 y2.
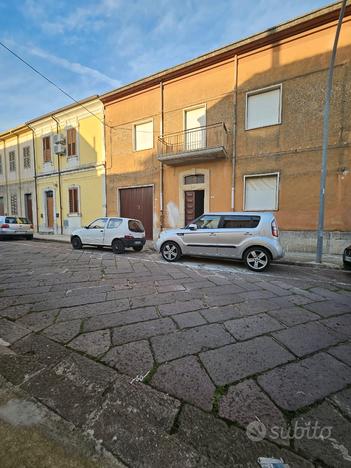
0 216 34 240
155 212 284 272
343 245 351 270
71 217 146 254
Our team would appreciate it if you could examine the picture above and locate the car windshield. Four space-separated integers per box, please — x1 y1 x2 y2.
88 218 108 229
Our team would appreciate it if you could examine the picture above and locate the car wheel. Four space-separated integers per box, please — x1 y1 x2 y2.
343 261 351 271
244 247 271 272
26 235 33 240
112 239 125 254
133 245 143 252
161 241 181 262
71 236 82 250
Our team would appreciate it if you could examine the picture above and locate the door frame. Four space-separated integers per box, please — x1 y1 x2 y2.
179 169 209 228
42 188 56 232
117 184 155 238
24 193 33 223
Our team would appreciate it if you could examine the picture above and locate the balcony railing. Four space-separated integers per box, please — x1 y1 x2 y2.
157 122 228 165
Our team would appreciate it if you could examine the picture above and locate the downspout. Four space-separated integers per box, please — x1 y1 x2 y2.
1 138 10 214
27 124 39 233
51 115 63 234
102 103 107 216
16 135 22 215
231 54 238 211
159 81 164 230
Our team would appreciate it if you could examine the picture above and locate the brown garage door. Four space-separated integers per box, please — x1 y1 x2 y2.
120 187 153 240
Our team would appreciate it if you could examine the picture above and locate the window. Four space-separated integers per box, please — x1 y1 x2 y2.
23 146 31 169
67 128 77 157
5 216 17 224
221 215 260 229
193 214 221 229
185 107 206 150
184 174 205 185
68 187 79 214
9 151 16 172
88 218 107 229
0 155 2 175
43 136 51 163
18 217 30 224
128 219 144 232
107 218 122 229
246 85 282 130
134 121 153 151
244 174 279 211
10 194 18 215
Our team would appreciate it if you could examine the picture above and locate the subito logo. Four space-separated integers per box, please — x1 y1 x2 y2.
246 420 267 442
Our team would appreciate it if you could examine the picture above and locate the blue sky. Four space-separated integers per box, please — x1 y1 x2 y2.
0 0 332 131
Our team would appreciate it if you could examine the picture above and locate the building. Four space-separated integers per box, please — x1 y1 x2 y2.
102 2 351 252
0 125 36 226
28 97 106 235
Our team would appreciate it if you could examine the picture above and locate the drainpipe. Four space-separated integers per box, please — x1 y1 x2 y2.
102 104 107 216
1 138 10 214
231 54 238 211
159 81 164 230
51 115 63 234
16 135 22 215
27 124 39 233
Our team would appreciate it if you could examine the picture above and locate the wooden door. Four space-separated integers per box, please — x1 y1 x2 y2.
46 191 54 228
25 194 33 223
0 197 4 216
120 187 153 240
185 191 196 226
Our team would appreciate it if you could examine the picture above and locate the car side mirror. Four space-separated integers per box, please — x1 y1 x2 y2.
188 224 197 231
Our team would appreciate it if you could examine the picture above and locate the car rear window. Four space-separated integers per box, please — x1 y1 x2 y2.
128 220 144 233
18 217 30 224
220 215 260 229
5 217 17 224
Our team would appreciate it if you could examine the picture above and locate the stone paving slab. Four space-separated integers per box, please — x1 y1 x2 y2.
0 319 31 345
102 340 154 376
258 353 351 411
200 336 294 386
224 313 283 341
69 330 111 357
327 342 351 366
112 317 177 346
268 306 319 326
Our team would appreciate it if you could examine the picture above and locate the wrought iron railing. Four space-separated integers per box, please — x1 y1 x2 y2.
158 122 228 156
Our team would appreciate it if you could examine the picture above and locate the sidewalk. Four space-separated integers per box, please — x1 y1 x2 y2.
34 233 343 269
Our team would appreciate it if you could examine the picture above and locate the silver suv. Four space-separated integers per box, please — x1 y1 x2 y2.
155 212 284 271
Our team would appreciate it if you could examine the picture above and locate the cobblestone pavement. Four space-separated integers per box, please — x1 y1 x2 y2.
0 239 350 467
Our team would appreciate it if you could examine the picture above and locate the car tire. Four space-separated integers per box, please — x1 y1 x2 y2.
71 236 83 250
161 241 181 262
244 247 271 272
112 239 125 254
133 245 143 252
26 235 33 240
343 260 351 271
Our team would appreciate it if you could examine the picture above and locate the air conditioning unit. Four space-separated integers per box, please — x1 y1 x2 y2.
53 133 66 145
54 143 66 155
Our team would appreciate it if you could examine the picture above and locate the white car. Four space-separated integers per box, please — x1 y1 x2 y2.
71 217 146 254
0 216 34 240
155 212 284 272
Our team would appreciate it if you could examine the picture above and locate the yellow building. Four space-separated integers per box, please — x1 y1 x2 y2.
28 97 106 235
0 125 36 226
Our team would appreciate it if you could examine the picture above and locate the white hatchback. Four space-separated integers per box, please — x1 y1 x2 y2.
0 216 34 240
71 217 146 254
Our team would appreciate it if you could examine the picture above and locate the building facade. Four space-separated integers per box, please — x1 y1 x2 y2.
102 3 351 252
0 125 37 227
29 97 106 235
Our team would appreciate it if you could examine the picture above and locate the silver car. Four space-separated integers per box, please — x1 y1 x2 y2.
0 216 34 240
155 212 284 272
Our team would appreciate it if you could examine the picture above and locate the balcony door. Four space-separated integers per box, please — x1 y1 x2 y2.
45 191 54 229
185 106 206 151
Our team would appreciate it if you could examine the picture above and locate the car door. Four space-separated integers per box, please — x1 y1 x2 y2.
82 218 108 245
182 214 221 257
104 218 123 245
215 215 261 258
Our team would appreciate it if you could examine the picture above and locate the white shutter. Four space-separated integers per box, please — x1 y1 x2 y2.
185 107 206 150
135 121 153 151
245 175 278 210
246 87 281 129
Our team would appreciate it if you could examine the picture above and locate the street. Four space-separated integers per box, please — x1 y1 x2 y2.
0 239 351 467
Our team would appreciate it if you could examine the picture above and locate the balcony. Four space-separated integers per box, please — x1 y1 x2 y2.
157 122 228 166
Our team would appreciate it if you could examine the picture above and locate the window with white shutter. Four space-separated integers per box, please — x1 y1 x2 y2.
10 193 18 215
23 146 31 169
134 121 153 151
246 85 282 130
244 174 279 211
9 151 16 172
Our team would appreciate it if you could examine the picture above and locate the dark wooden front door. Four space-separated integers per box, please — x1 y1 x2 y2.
185 190 204 226
25 194 33 223
120 187 153 240
46 191 54 228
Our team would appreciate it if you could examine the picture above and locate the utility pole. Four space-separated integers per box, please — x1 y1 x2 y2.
316 0 347 263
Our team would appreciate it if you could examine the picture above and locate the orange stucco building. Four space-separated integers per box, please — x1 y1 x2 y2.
102 2 351 253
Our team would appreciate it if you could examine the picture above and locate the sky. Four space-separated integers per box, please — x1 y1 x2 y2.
0 0 333 131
